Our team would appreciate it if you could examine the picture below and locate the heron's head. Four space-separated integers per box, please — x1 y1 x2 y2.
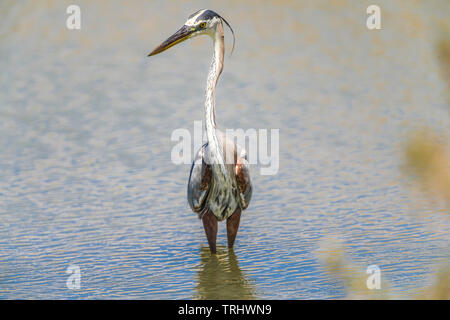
148 9 234 57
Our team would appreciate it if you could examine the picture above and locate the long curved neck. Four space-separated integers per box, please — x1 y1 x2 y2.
205 22 224 144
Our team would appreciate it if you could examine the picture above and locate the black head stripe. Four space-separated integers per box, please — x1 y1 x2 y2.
188 9 204 20
189 9 236 56
195 9 219 22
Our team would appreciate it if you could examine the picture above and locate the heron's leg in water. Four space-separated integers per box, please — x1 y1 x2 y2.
226 208 241 248
202 210 218 254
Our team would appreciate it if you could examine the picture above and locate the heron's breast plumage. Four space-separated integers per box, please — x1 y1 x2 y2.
206 163 240 221
187 135 251 222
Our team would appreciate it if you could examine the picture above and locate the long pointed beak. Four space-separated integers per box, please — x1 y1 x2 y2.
148 25 194 57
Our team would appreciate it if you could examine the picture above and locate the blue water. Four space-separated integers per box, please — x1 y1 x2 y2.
0 0 448 299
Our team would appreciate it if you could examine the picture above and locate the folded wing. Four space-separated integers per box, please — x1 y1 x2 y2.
187 143 212 215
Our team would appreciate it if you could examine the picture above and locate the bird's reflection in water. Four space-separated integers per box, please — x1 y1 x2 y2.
194 245 257 300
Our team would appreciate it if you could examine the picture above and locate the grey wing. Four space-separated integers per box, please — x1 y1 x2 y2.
235 148 252 210
187 143 212 215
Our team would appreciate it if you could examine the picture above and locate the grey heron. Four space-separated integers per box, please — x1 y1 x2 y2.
149 9 252 254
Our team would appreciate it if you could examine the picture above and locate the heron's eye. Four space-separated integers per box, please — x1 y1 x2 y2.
199 22 207 29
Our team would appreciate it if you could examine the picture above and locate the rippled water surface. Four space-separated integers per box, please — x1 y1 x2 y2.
0 0 449 299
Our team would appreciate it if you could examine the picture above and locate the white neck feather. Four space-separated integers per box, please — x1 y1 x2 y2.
205 22 224 162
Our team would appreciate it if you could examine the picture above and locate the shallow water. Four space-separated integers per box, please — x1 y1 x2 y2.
0 0 449 299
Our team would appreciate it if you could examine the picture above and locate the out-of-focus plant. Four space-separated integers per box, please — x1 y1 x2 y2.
437 34 450 102
317 239 389 299
397 32 450 300
318 29 450 301
404 130 450 203
402 33 450 203
318 239 449 299
416 266 450 300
